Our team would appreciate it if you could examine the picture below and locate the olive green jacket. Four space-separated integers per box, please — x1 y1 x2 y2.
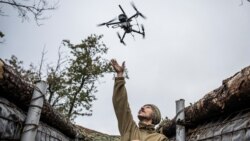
113 77 169 141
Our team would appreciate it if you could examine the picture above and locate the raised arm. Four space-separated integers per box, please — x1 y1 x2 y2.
111 59 125 78
111 59 138 136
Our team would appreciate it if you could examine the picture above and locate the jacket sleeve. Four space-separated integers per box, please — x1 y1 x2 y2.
112 77 138 136
163 136 170 141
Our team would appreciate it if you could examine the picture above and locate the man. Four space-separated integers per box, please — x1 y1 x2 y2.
111 59 169 141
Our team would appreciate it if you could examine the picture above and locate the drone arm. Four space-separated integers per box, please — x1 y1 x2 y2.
106 21 122 26
127 13 139 21
119 5 127 15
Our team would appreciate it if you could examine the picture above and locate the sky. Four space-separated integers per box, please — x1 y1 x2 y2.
1 0 250 135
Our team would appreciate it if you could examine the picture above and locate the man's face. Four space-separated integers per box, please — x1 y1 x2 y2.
137 105 154 121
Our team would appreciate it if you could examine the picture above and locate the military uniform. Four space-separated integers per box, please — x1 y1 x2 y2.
113 77 169 141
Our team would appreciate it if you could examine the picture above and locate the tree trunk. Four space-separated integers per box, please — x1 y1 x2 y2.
48 86 54 105
0 59 77 138
67 76 85 119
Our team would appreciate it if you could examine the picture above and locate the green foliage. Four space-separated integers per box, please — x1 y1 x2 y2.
62 34 112 120
46 63 68 109
5 34 113 121
5 55 38 82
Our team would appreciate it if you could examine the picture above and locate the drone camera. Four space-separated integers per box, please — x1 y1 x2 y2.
118 14 127 22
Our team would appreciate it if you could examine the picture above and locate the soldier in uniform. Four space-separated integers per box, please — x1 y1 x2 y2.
111 59 169 141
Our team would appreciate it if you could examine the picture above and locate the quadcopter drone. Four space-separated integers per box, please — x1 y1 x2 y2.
97 3 146 45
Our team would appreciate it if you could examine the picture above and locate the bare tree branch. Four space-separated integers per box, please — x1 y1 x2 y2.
38 45 47 80
0 0 59 24
239 0 250 6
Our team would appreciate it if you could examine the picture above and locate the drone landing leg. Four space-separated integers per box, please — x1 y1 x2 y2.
131 29 143 35
117 32 126 45
131 29 145 38
121 32 126 44
121 32 126 40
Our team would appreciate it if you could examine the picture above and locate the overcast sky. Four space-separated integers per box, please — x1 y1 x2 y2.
1 0 250 135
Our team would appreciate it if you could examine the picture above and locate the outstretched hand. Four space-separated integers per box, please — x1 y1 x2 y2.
111 59 125 77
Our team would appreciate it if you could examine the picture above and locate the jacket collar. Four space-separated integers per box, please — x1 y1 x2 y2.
139 121 156 133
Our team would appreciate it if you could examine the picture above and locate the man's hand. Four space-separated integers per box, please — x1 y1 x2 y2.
111 59 125 77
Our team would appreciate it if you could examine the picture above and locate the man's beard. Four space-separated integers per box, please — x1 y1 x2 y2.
137 113 152 121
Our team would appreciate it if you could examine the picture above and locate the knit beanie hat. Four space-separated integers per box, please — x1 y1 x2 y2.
145 104 161 125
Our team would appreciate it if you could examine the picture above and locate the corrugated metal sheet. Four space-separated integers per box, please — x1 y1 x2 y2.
0 97 72 141
170 109 250 141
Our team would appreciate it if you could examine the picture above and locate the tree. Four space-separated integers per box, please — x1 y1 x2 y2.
5 55 38 82
0 0 58 24
5 34 113 121
61 34 113 120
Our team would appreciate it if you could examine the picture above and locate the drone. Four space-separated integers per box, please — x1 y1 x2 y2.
97 3 146 45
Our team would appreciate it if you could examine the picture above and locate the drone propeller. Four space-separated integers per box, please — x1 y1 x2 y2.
97 22 106 27
97 18 117 27
117 32 126 45
131 2 146 19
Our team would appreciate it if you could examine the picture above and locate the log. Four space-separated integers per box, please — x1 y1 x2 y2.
76 125 120 141
159 65 250 138
0 59 77 138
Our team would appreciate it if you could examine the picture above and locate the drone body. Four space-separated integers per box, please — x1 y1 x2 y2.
98 3 146 45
